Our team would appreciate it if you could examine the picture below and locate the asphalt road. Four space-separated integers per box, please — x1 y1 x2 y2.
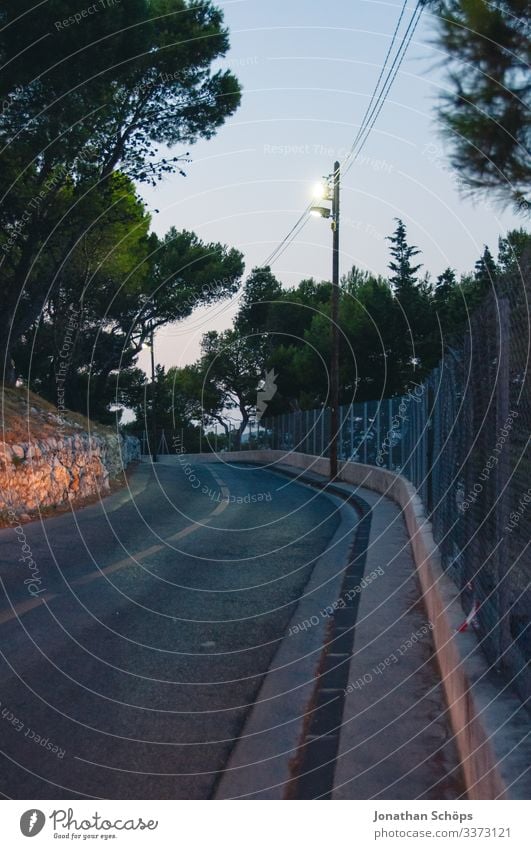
0 460 341 799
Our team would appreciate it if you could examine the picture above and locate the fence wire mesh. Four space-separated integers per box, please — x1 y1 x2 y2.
262 262 530 706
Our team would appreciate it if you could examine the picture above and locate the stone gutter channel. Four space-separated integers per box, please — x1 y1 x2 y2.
214 466 367 799
272 468 373 799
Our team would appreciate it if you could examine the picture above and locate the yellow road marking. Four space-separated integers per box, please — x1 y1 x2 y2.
0 594 56 625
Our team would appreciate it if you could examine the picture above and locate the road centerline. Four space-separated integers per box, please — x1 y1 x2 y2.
0 467 231 626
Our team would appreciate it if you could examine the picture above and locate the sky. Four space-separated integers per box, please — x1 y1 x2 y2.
136 0 522 375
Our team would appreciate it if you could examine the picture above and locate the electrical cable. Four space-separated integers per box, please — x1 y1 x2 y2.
262 0 425 268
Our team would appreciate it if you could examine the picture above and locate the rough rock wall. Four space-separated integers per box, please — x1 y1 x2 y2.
0 433 140 517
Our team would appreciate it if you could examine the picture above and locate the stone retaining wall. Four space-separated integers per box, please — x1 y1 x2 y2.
0 432 140 517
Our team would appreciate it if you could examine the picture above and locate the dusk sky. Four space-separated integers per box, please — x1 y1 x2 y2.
137 0 522 374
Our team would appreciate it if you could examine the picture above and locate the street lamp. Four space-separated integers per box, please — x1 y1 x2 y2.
310 206 331 219
311 161 340 480
312 180 331 201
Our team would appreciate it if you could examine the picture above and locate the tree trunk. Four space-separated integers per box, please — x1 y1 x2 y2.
234 409 249 450
3 351 17 387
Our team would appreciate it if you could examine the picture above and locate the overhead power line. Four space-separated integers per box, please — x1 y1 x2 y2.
342 0 424 178
183 1 426 334
261 206 312 268
262 0 425 269
340 0 410 175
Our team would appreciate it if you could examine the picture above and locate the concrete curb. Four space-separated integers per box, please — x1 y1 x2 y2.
189 450 530 800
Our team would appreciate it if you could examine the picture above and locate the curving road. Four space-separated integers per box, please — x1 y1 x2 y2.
0 460 342 799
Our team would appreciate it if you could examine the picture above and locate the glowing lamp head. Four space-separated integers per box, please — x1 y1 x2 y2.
312 178 332 201
310 205 331 219
312 181 326 200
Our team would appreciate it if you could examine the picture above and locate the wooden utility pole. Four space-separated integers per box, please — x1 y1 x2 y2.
150 324 158 463
329 161 340 479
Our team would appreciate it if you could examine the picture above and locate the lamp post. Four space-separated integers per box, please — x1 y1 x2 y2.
150 325 158 463
311 161 340 480
143 325 158 463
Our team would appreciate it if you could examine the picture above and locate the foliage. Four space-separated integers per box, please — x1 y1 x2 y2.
196 330 269 446
387 218 422 293
138 223 529 439
427 0 531 211
121 365 204 452
0 0 242 386
235 266 284 335
13 187 244 422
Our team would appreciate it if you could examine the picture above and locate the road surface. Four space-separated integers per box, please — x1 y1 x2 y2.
0 460 341 799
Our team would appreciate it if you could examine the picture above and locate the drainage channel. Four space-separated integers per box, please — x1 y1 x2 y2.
260 464 373 799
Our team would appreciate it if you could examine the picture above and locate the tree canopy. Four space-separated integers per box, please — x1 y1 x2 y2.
427 0 530 212
171 223 531 434
0 0 242 388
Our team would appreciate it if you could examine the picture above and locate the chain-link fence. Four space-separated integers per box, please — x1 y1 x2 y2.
260 264 530 706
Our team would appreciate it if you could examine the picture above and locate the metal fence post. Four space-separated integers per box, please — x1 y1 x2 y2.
388 397 393 470
416 397 419 485
496 298 511 661
363 402 368 464
376 402 381 464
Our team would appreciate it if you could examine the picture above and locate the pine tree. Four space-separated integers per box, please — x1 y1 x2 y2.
432 267 462 337
386 220 435 386
426 0 531 211
235 267 283 334
435 267 457 299
474 246 498 293
387 219 422 295
497 229 531 275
